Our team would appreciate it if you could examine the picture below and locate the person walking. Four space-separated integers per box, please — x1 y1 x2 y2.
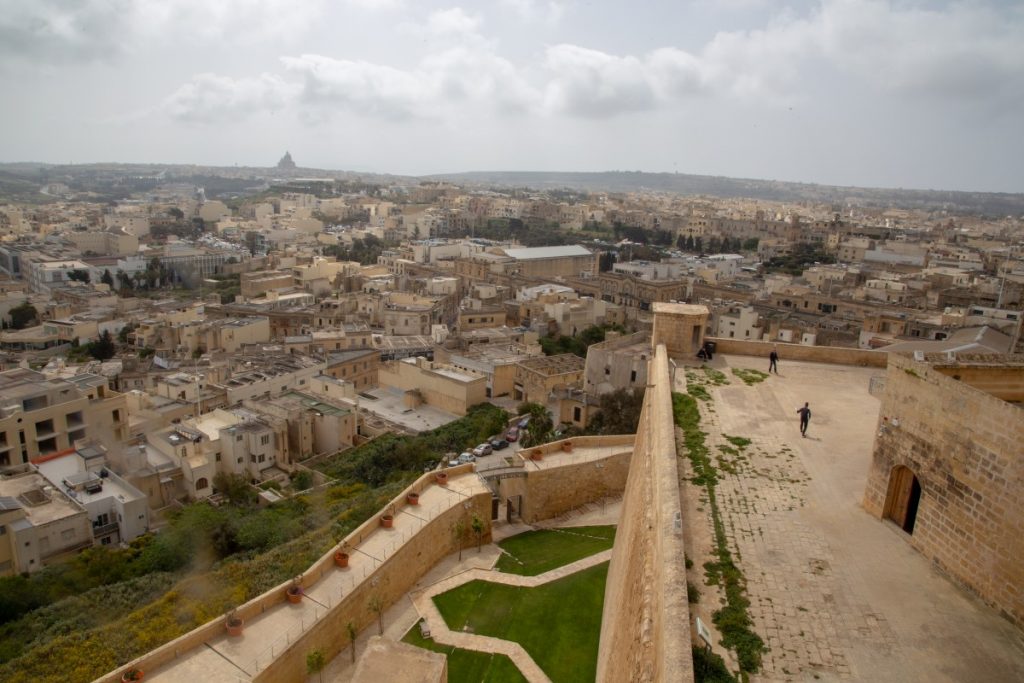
797 402 811 437
769 349 779 374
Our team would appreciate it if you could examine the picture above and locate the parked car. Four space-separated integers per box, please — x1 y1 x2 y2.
506 426 519 442
518 417 531 429
473 443 493 457
490 438 509 450
457 451 476 464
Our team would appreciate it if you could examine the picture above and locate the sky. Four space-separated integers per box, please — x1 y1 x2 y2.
0 0 1022 193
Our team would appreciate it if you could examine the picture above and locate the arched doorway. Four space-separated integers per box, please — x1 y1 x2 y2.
883 466 921 534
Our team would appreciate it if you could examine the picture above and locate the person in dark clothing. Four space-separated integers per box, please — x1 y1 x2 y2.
797 402 811 437
769 349 779 374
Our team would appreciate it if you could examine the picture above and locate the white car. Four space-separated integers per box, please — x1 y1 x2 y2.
473 443 493 457
457 451 476 464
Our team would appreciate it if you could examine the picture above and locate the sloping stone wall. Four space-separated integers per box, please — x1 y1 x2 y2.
596 344 693 682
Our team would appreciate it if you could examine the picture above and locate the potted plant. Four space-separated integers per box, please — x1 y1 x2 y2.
225 609 244 637
381 514 394 528
122 668 144 682
334 544 350 568
286 576 304 604
407 491 420 505
561 440 574 453
436 471 449 486
531 448 544 461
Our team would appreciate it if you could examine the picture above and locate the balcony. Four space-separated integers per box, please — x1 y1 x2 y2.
92 522 119 538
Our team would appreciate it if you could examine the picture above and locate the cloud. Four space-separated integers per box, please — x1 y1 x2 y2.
162 73 297 123
160 0 1024 124
0 0 325 65
500 0 565 25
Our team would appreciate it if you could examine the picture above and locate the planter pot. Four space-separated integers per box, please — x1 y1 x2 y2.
407 492 420 505
286 587 303 604
531 449 544 461
334 551 350 568
436 471 449 486
226 619 244 637
561 441 574 453
121 670 144 682
381 514 394 528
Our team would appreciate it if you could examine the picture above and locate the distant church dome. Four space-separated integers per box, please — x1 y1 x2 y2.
277 151 296 169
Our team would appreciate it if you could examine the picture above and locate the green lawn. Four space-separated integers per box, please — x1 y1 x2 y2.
433 562 609 683
402 627 527 683
495 526 615 576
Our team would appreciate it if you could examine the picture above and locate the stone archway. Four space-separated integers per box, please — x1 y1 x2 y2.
883 465 922 534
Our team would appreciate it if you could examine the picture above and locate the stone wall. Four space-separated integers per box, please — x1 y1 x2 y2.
496 436 634 524
596 345 694 682
652 302 708 359
708 337 888 367
863 354 1024 628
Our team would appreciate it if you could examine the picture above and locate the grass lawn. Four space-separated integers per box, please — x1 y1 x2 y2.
495 525 615 576
402 627 527 683
433 562 609 683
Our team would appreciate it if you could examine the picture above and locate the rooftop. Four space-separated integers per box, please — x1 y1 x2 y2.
502 245 593 260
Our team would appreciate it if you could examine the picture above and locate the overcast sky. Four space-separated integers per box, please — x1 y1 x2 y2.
1 0 1021 192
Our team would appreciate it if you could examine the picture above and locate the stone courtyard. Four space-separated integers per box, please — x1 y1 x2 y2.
680 355 1024 682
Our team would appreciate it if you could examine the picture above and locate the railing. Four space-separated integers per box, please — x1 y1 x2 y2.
92 522 119 537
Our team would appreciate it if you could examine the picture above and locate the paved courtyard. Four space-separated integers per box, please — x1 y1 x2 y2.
680 355 1024 682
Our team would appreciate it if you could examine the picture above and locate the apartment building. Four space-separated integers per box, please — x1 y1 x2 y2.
324 348 380 390
514 354 586 404
0 369 127 467
378 357 486 416
583 332 652 395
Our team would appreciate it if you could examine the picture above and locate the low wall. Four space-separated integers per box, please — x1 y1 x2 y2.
707 337 888 367
596 344 693 682
95 464 486 683
499 435 635 524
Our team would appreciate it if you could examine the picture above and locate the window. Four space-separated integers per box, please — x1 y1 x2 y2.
236 435 243 442
195 477 209 490
630 370 637 382
260 434 270 445
573 406 582 421
258 454 265 463
604 367 610 375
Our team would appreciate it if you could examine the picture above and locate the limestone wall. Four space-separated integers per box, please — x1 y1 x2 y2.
708 337 888 367
497 437 634 524
596 344 694 682
863 354 1024 628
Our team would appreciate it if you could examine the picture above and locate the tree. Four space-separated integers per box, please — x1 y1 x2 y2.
598 251 616 272
68 269 90 283
368 594 385 635
116 270 132 292
213 472 256 506
306 649 325 683
452 518 467 561
347 622 358 663
587 387 646 435
518 402 554 447
100 269 114 287
89 330 116 361
470 515 485 552
168 207 185 220
8 302 38 330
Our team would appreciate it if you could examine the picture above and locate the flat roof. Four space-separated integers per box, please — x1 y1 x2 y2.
652 302 710 316
502 245 593 260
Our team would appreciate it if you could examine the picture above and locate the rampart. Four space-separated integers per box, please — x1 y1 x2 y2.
863 353 1024 628
596 344 693 682
707 337 888 367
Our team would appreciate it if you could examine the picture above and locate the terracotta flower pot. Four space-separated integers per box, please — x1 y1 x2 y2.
287 586 303 604
436 471 449 486
381 514 394 528
407 492 420 505
121 669 144 682
226 618 244 637
531 449 544 461
334 551 350 568
561 441 574 453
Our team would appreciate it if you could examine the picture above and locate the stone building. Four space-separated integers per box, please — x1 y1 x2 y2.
863 352 1024 628
651 302 709 359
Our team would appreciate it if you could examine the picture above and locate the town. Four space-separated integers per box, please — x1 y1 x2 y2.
0 158 1021 683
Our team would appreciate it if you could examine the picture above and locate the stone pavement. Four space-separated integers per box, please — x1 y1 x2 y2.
410 549 613 683
680 356 1024 682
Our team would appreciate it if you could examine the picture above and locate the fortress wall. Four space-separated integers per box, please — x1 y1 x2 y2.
863 354 1024 628
707 337 888 367
596 344 694 682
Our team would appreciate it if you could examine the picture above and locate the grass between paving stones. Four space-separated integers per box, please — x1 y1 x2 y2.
702 366 731 385
672 391 765 680
433 563 608 683
403 626 528 683
495 526 615 576
731 368 769 386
